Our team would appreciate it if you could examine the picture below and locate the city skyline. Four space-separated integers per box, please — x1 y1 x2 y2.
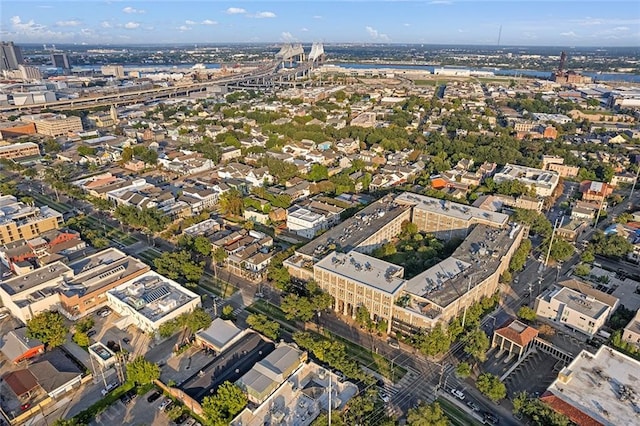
1 1 639 47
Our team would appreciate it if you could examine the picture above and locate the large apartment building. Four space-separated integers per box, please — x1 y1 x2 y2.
287 192 525 334
0 195 63 245
20 113 83 137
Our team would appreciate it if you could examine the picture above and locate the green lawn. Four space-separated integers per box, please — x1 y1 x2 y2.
137 248 163 265
437 397 483 426
29 192 73 213
199 272 238 298
412 79 440 86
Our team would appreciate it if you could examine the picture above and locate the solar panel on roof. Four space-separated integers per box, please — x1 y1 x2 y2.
142 286 169 303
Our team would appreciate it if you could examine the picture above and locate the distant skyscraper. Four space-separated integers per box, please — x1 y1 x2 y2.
1 42 24 71
51 53 71 70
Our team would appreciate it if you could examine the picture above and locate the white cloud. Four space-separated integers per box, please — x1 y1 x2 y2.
56 20 81 27
560 31 578 37
253 11 276 19
10 16 46 33
313 15 322 19
124 22 140 29
430 0 452 4
38 5 53 8
123 6 145 14
300 27 309 32
365 25 390 41
281 31 295 41
404 23 411 27
178 25 192 31
185 20 196 25
202 19 217 25
226 7 246 15
613 26 630 32
101 21 112 28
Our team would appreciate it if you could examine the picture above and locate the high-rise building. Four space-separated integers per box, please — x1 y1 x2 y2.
18 65 42 81
0 41 24 71
50 53 70 70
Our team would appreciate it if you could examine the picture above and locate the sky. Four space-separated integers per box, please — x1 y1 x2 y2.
1 1 639 46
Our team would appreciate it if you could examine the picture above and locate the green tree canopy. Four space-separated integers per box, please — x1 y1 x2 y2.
126 356 160 385
476 373 507 402
27 311 68 348
407 401 449 426
455 362 472 378
281 294 315 322
517 306 537 322
246 313 281 340
201 381 247 426
462 328 490 362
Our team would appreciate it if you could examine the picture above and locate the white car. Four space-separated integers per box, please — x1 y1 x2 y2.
379 392 390 403
158 399 170 410
451 389 465 400
101 382 118 396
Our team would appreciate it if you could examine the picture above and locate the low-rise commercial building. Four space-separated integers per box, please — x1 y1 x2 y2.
622 309 640 349
493 163 560 197
0 142 40 161
287 200 344 239
542 346 639 426
534 285 616 337
106 271 201 334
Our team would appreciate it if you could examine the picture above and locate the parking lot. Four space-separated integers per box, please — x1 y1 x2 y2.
92 388 171 426
503 351 562 398
90 308 151 357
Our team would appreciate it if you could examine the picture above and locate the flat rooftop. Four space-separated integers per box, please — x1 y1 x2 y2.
395 192 509 226
404 257 471 297
315 251 405 295
407 223 523 309
62 248 148 297
546 346 640 426
1 261 71 296
107 271 199 323
552 287 610 320
297 195 409 259
180 332 274 403
196 318 244 351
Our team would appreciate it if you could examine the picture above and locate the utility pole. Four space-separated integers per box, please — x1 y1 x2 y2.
628 164 640 209
544 216 563 270
328 372 332 426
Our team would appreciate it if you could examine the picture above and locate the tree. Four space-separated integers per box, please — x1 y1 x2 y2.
127 356 160 385
185 308 212 333
476 373 507 402
544 238 574 262
201 381 247 426
221 305 235 320
165 405 182 421
455 362 472 378
307 164 329 182
580 250 595 263
517 306 537 322
281 294 315 322
219 190 244 217
27 311 68 348
73 331 90 348
75 317 94 333
355 305 373 330
193 236 212 257
407 401 449 426
574 263 591 277
154 251 204 283
211 246 228 280
246 313 280 340
538 324 556 337
462 328 490 362
510 239 532 272
591 232 633 258
52 419 86 426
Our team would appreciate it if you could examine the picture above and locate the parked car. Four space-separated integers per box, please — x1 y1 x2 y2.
87 330 97 338
98 308 111 318
482 412 499 425
466 401 480 412
20 403 31 411
163 401 174 412
450 388 465 400
158 399 170 410
387 339 400 349
183 418 196 426
175 414 189 424
101 382 119 396
379 392 390 403
123 337 131 344
147 391 161 403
